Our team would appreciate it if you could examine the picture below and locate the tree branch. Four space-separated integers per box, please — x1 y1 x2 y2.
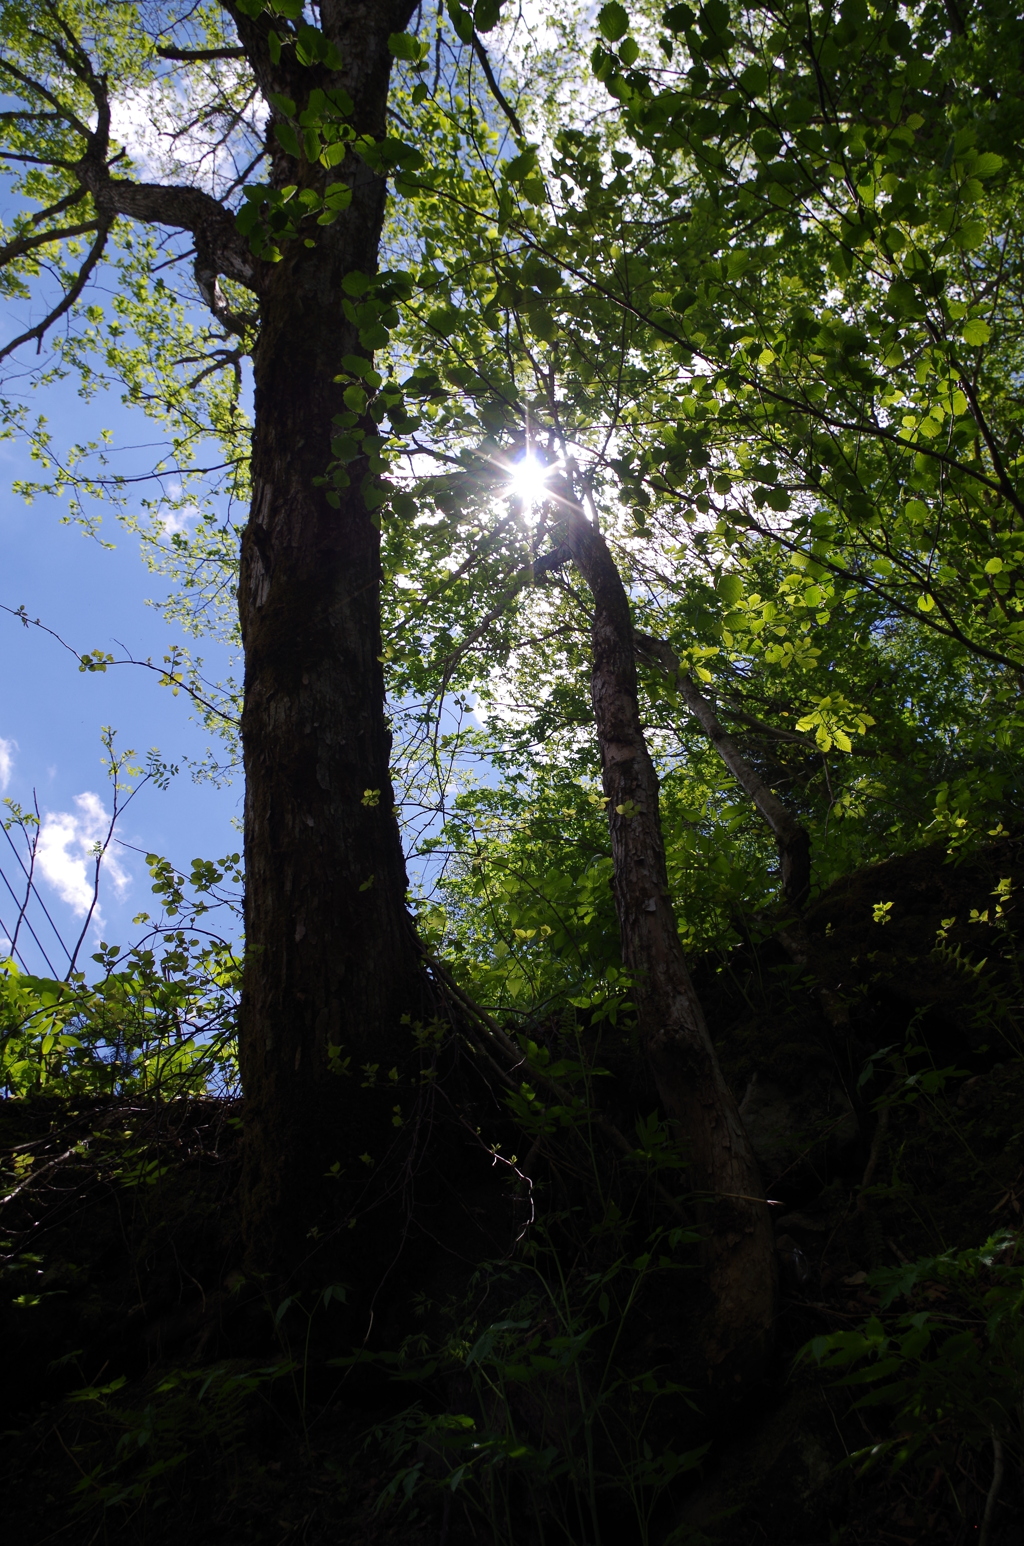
157 46 248 61
635 631 812 908
0 219 100 269
22 11 265 312
0 217 111 364
471 32 524 139
24 186 89 225
76 159 262 294
0 604 238 728
719 703 819 750
0 56 91 138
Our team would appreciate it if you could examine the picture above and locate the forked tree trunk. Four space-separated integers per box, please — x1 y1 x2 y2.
236 0 423 1286
558 483 777 1373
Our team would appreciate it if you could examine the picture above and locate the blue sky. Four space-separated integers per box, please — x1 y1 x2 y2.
1 367 241 976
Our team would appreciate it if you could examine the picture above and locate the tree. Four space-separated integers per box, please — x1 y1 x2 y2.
0 0 428 1286
4 11 1024 1503
552 477 775 1371
1 0 785 1374
399 0 1024 905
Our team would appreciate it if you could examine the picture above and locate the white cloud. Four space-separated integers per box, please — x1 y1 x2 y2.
164 502 200 536
37 792 131 921
0 736 14 793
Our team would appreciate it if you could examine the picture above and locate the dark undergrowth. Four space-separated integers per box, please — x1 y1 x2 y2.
2 837 1023 1546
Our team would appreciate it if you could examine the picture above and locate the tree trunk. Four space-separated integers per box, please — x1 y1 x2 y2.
236 0 424 1287
634 633 811 909
558 484 777 1375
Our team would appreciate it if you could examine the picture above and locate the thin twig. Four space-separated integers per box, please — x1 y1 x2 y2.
420 943 696 1223
0 604 238 726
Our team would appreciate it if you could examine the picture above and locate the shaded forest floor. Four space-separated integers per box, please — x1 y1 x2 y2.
2 837 1023 1545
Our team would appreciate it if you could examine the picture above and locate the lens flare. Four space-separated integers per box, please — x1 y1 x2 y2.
507 454 551 506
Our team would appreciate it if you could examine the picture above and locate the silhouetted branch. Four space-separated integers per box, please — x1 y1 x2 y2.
0 604 239 728
471 31 524 139
0 217 112 363
157 45 248 61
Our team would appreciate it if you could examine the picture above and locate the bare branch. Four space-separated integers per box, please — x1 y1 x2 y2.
24 186 89 226
193 252 260 335
0 604 239 728
0 851 64 976
471 32 524 139
0 150 79 169
1 799 70 973
0 217 111 364
716 703 819 750
157 46 248 61
0 54 91 136
66 757 146 978
0 109 62 123
76 159 261 296
0 218 100 269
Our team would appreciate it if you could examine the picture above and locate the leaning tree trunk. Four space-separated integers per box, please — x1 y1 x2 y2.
557 483 777 1375
236 0 424 1288
634 634 811 909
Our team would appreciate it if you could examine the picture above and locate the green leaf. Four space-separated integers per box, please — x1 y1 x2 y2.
700 0 731 32
598 3 630 41
962 318 991 346
717 573 744 606
427 307 459 338
274 121 301 158
447 1 475 43
956 219 987 252
388 32 422 60
662 3 695 30
475 0 502 31
320 139 347 169
502 147 539 184
359 321 391 350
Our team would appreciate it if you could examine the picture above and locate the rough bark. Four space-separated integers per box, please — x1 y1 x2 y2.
81 0 428 1284
232 1 425 1285
556 483 777 1374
